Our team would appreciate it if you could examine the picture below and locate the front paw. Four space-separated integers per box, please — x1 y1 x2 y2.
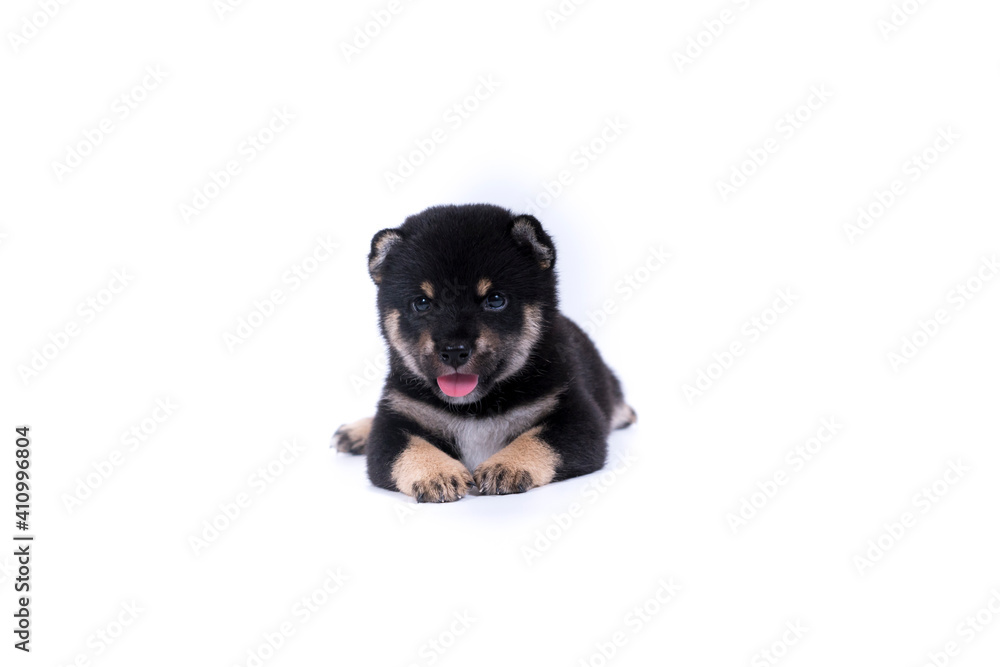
411 471 474 503
474 462 535 495
392 435 473 503
473 426 560 496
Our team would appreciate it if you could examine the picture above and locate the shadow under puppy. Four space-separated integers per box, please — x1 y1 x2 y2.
334 204 635 502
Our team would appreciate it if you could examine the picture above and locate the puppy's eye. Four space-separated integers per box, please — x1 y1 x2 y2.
412 296 432 313
484 292 507 311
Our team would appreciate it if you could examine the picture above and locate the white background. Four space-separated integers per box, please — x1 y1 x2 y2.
2 0 1000 665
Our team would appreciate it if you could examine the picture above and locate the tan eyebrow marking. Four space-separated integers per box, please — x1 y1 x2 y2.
420 281 434 298
476 278 492 298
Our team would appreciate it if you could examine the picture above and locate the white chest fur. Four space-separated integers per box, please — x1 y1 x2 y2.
385 390 560 471
449 417 519 471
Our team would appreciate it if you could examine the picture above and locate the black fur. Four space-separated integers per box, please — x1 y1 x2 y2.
343 204 634 500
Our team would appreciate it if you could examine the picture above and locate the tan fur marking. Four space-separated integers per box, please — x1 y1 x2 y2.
474 426 560 494
611 402 637 429
512 219 553 269
418 330 434 357
383 309 424 378
369 230 402 282
420 281 434 299
373 231 399 253
476 278 492 298
391 435 473 502
384 388 561 471
475 327 500 358
493 304 543 383
488 426 560 484
332 416 372 454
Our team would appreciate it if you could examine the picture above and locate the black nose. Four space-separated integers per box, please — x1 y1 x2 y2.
439 344 470 368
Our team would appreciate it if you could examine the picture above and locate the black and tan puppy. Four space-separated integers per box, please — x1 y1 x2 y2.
334 204 635 502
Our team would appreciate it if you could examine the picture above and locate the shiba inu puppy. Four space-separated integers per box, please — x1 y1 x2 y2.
334 204 635 502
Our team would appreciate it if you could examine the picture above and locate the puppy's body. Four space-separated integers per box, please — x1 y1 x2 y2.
334 204 635 502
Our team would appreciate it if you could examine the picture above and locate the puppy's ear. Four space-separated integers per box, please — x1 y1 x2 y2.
368 228 404 283
510 215 556 270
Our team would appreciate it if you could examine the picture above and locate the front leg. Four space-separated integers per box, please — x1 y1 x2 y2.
366 409 473 503
474 426 559 495
474 406 609 495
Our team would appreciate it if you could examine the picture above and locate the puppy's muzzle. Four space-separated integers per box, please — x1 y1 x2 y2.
439 343 471 369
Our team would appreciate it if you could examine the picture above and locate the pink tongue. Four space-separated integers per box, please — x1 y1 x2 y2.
437 373 479 397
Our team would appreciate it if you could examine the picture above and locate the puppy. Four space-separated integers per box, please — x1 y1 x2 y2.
334 204 635 502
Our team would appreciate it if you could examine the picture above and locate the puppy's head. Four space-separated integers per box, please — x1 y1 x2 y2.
369 204 556 404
